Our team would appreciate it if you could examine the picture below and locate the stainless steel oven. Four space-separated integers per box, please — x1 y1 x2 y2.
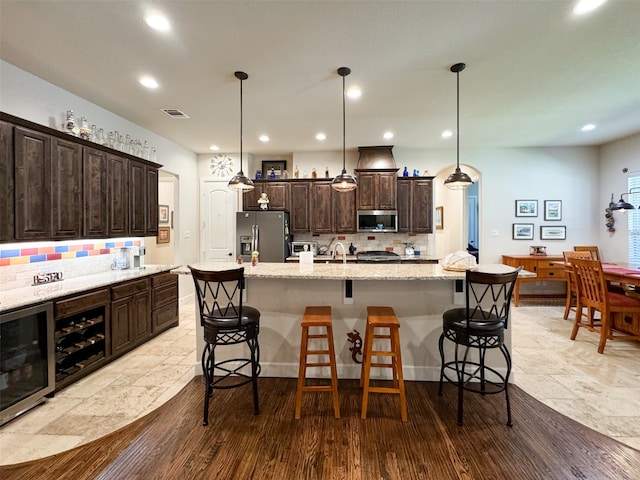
0 302 54 426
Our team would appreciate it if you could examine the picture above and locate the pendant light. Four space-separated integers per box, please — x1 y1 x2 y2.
444 63 474 190
610 187 640 211
331 67 357 192
228 71 254 191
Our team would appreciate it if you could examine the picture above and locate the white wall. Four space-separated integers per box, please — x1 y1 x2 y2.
598 132 640 262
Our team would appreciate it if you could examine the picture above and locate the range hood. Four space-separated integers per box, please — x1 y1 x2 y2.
356 145 398 171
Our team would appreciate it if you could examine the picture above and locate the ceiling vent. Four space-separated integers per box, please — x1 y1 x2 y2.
160 108 190 119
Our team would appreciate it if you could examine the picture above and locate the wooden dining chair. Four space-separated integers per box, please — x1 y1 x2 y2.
573 246 600 261
562 251 593 320
569 257 640 354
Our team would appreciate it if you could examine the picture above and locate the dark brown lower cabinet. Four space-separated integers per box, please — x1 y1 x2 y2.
54 288 110 390
110 278 151 357
152 273 179 333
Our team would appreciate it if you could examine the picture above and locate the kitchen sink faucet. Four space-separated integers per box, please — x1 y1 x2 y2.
333 242 347 264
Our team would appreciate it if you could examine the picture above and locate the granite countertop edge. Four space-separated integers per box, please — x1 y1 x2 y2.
0 265 179 313
175 262 532 282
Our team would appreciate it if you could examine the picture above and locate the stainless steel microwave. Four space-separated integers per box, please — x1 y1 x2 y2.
357 210 398 233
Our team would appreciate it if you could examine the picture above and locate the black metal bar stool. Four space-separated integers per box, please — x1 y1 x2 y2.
189 266 260 426
295 306 340 419
438 267 521 426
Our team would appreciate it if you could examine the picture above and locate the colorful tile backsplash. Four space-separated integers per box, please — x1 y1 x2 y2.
0 240 141 267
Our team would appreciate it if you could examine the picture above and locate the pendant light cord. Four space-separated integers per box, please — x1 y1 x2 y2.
239 75 243 173
456 68 460 170
342 73 346 173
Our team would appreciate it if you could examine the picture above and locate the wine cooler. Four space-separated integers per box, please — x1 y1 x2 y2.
0 302 54 426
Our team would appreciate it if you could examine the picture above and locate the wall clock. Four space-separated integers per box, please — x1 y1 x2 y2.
209 154 234 177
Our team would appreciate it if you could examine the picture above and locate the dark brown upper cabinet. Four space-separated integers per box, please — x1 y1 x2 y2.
0 121 15 242
83 147 109 238
397 177 434 234
289 181 311 233
14 126 52 240
51 137 83 239
356 171 397 211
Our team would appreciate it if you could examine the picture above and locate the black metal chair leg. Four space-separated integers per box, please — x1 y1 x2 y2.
501 344 513 427
202 345 213 426
249 336 260 415
438 333 446 395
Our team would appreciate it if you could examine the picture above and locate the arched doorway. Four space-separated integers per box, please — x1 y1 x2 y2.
433 165 481 261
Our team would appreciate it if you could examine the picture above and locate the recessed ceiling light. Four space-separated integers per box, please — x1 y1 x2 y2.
259 134 270 142
346 87 361 99
383 131 394 140
581 123 596 131
209 145 220 151
441 130 454 138
315 133 326 141
144 14 171 31
573 0 607 15
139 76 159 89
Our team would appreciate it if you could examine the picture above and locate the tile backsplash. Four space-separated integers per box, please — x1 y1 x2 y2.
0 238 143 290
293 233 434 257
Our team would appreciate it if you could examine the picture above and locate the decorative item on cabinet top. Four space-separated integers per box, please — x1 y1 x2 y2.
261 160 287 179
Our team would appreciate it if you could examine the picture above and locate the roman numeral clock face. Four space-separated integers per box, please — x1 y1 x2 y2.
210 154 234 177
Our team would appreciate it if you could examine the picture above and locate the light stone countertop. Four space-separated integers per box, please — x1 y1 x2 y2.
0 265 178 313
175 262 531 281
285 255 440 263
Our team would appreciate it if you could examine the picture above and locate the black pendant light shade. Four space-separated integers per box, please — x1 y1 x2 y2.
331 67 357 192
228 71 254 191
444 62 473 191
610 187 640 211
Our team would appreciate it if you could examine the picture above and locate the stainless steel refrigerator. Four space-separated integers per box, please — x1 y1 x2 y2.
237 211 291 263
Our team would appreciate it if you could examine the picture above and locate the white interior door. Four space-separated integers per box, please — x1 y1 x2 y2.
200 179 238 262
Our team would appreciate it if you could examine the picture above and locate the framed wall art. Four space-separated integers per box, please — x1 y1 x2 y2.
157 226 170 244
540 225 566 240
544 200 562 221
261 160 287 178
512 223 534 240
515 200 538 217
158 204 169 224
435 206 444 230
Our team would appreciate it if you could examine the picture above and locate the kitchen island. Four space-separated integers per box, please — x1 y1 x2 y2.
174 262 531 382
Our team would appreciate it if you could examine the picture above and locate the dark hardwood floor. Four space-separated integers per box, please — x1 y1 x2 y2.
2 377 638 480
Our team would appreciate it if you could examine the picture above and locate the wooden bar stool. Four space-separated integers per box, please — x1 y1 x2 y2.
295 306 340 419
360 306 407 422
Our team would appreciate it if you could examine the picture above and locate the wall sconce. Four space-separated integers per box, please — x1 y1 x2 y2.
610 187 640 211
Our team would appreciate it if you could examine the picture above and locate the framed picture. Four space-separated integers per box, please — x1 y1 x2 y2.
540 225 566 240
158 204 169 224
515 200 538 217
261 160 287 179
512 223 534 240
157 226 170 244
435 206 444 230
544 200 562 221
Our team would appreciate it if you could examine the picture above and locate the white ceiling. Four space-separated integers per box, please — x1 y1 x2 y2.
1 1 639 156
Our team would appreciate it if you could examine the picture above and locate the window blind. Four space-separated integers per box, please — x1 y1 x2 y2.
628 172 640 266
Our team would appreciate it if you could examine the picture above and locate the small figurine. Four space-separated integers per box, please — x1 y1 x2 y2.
269 167 275 179
258 192 269 210
347 330 363 364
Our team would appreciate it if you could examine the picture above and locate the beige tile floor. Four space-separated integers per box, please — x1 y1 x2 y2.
1 302 639 465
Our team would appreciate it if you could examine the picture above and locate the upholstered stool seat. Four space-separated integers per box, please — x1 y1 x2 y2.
360 306 407 422
295 306 340 419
